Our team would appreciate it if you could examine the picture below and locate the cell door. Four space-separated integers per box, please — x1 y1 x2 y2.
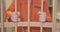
0 0 53 32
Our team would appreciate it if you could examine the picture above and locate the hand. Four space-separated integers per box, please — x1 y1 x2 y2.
11 11 20 22
38 12 46 22
5 11 12 19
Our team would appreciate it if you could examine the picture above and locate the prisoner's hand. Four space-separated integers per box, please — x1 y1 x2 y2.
38 12 46 22
11 11 20 22
5 11 12 19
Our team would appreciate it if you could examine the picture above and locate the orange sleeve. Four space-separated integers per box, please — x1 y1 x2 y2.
6 0 15 12
5 0 15 20
43 0 52 22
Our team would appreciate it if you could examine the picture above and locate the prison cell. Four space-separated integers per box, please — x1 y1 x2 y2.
0 0 60 32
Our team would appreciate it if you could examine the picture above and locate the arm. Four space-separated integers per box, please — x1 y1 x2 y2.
5 0 15 21
43 0 52 22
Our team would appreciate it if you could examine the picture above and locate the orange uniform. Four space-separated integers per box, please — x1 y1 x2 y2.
5 0 52 32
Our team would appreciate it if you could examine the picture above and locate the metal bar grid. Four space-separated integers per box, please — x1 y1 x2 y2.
0 0 57 32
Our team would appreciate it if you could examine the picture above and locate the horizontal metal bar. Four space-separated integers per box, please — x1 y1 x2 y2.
0 22 53 28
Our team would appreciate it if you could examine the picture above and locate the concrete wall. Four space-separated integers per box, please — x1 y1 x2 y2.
57 0 60 12
6 0 12 10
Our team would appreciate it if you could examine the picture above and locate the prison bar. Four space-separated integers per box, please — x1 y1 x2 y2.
40 0 44 32
28 0 31 32
52 0 58 32
1 0 4 32
0 0 58 32
3 22 52 27
15 0 18 32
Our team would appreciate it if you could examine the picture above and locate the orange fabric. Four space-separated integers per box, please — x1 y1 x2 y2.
5 11 12 19
5 0 51 22
5 0 52 32
17 27 40 32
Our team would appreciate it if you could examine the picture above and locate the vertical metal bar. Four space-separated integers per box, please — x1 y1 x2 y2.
6 0 12 32
52 0 57 32
40 23 43 32
1 0 4 32
28 0 31 32
15 0 17 32
22 26 24 32
41 0 44 12
15 0 17 12
15 23 17 32
40 0 44 32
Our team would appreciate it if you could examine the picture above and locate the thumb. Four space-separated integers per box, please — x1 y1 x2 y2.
5 11 12 19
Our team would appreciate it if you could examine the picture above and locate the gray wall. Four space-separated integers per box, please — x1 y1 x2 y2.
57 0 60 12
